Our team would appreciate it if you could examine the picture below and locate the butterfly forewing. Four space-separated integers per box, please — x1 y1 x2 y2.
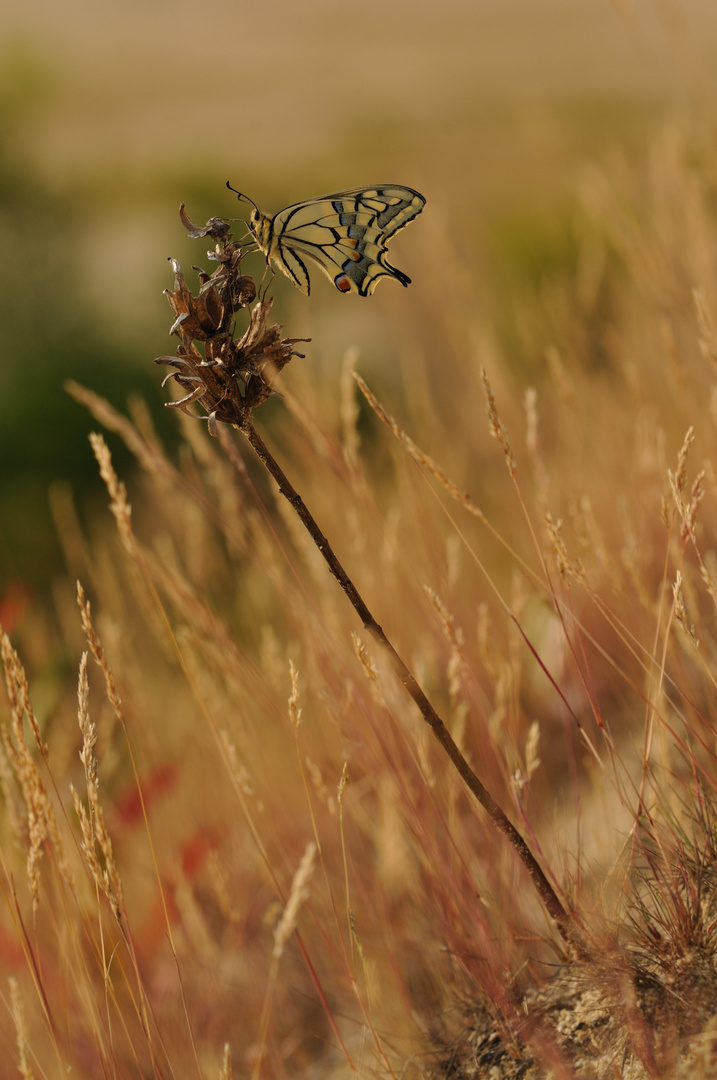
252 186 425 297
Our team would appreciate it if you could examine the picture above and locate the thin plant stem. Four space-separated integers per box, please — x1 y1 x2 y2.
238 416 588 961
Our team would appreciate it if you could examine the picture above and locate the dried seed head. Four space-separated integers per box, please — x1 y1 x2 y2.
288 660 302 730
218 1043 234 1080
481 367 517 478
273 841 317 958
9 977 33 1080
674 426 695 495
694 288 717 367
673 570 698 646
545 513 587 586
156 206 309 431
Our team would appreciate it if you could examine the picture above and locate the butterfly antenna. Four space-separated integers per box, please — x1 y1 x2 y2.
226 181 258 212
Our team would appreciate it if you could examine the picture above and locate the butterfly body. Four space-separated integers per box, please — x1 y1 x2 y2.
243 185 426 297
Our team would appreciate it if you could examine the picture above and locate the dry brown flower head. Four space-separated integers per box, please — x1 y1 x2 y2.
156 206 308 432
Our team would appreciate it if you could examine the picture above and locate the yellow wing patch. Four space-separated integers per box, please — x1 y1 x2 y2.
237 185 426 297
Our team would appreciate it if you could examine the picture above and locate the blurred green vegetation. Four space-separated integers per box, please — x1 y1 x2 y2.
0 62 179 592
486 200 622 375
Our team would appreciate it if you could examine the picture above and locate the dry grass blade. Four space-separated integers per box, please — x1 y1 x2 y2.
354 371 488 523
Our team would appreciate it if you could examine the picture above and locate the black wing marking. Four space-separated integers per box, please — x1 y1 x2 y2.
270 186 425 296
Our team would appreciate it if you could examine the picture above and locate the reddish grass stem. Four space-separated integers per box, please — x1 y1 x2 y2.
240 417 587 961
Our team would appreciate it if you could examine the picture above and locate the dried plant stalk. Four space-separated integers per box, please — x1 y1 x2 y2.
147 207 586 958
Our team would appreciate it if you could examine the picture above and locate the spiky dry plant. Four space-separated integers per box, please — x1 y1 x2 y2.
155 207 305 431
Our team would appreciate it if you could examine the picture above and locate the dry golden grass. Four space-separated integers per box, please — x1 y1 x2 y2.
7 99 717 1079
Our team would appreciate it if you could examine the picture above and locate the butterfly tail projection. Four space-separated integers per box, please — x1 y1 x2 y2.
331 247 412 296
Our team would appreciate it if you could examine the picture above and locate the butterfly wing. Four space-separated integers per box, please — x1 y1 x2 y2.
265 186 426 296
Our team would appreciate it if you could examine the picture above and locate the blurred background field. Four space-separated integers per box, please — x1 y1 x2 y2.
3 0 716 589
5 1 717 1077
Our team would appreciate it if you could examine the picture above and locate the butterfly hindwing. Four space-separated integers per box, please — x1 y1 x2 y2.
249 186 425 297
